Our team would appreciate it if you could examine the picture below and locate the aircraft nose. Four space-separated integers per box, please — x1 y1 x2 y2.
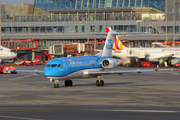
44 68 61 77
44 69 52 77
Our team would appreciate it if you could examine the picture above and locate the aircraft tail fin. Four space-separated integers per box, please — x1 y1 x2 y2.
88 28 146 56
113 36 126 51
101 27 116 56
105 28 126 51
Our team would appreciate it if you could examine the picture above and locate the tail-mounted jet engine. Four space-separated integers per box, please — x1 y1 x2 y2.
102 58 119 69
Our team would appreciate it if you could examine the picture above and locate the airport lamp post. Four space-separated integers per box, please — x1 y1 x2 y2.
165 0 167 45
87 4 89 43
173 0 175 47
0 0 1 46
94 0 96 54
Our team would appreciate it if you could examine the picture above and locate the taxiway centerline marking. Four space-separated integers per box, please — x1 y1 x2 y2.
0 115 44 120
8 74 38 80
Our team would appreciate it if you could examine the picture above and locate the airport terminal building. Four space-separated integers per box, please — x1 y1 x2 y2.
1 0 180 61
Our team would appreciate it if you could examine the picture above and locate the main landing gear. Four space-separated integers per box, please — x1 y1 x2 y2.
65 80 73 87
96 76 104 87
53 77 104 88
53 80 73 88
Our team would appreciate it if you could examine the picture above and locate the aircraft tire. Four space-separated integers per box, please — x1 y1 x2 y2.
69 80 73 86
65 80 69 87
57 84 59 88
96 80 100 86
54 84 59 88
100 80 104 86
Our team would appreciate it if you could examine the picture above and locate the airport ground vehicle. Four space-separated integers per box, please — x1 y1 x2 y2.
137 61 154 67
14 59 43 66
174 61 180 68
0 65 17 74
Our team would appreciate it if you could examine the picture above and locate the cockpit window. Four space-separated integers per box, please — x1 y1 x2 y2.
51 64 57 67
10 50 12 52
58 64 63 67
46 64 50 67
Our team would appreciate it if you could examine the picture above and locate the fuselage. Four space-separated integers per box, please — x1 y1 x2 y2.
0 46 17 60
112 48 180 61
44 56 112 80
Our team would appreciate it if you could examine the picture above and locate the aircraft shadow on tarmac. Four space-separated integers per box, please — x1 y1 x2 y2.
69 81 135 87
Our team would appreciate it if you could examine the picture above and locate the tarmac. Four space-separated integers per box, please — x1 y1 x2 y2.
0 65 180 120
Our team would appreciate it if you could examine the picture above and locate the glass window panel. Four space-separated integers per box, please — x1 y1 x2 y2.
124 0 129 8
95 0 100 8
89 0 94 8
100 0 106 8
167 7 172 15
175 6 178 15
65 0 70 9
82 0 88 8
77 0 82 9
112 0 117 8
49 0 54 9
54 1 60 9
1 11 5 19
142 0 148 7
136 0 141 7
130 25 136 32
71 0 76 9
118 0 123 8
106 0 111 8
130 0 135 7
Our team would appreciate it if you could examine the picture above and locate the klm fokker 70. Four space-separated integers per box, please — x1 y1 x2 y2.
17 28 173 88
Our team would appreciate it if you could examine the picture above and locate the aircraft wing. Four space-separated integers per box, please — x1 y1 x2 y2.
86 68 173 75
16 70 44 74
151 53 174 59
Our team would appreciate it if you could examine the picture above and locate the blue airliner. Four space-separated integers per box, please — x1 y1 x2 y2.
16 28 173 88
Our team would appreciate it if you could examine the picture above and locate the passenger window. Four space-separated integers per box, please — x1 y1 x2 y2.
46 64 50 67
58 64 63 67
51 64 57 67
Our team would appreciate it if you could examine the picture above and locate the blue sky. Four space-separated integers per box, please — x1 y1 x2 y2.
1 0 34 5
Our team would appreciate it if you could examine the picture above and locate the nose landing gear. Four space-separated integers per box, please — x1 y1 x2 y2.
54 83 59 88
53 80 60 88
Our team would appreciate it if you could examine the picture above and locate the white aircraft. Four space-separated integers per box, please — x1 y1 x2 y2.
0 46 17 63
15 28 173 88
111 36 180 65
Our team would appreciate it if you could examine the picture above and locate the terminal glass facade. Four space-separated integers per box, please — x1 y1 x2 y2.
34 0 165 14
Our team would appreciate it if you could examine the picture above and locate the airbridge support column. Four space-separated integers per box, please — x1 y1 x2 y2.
32 51 35 61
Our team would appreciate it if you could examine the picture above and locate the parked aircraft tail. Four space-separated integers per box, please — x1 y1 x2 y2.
105 27 126 51
88 28 146 56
